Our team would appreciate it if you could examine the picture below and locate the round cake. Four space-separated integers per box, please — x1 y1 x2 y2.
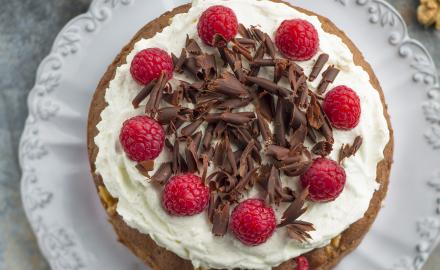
87 0 394 269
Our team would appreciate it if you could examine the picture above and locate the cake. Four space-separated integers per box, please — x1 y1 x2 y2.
87 0 394 269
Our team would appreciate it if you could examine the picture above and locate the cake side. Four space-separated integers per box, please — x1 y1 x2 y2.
87 2 393 270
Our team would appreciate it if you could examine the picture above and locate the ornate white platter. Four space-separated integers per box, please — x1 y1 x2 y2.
19 0 440 269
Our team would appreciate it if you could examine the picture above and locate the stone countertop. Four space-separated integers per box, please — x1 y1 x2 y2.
0 0 438 269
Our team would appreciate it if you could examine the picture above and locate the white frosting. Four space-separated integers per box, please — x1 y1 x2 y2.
94 0 390 269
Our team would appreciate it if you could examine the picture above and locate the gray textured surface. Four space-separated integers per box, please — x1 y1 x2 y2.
0 0 438 269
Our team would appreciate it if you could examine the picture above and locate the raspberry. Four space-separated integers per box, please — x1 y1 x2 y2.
130 48 173 85
295 256 309 270
300 158 346 202
119 115 165 162
230 199 276 246
197 5 238 47
162 173 210 216
323 85 361 130
275 19 319 61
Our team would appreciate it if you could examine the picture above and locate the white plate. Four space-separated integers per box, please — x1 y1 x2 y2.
19 0 440 269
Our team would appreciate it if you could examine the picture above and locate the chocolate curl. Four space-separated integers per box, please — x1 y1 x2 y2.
151 163 172 185
195 53 217 81
258 90 275 121
256 109 272 144
208 171 238 193
238 23 252 39
232 42 253 61
172 48 187 73
338 136 363 163
319 113 334 144
212 202 230 236
213 121 227 139
185 137 200 173
205 112 255 125
157 107 189 125
183 56 203 80
213 139 227 167
312 141 333 157
274 98 288 147
172 137 181 174
309 53 329 81
306 94 325 130
202 124 214 151
249 43 266 77
192 131 203 152
201 154 209 183
234 37 256 48
132 79 156 108
208 72 250 99
264 33 276 59
185 35 202 55
246 76 291 98
145 72 168 114
221 47 246 83
250 26 265 42
288 65 306 97
180 119 204 137
217 98 252 110
317 65 340 94
279 187 311 227
239 140 256 178
136 160 154 177
224 137 238 176
265 145 290 160
274 59 289 83
265 166 279 204
296 81 309 109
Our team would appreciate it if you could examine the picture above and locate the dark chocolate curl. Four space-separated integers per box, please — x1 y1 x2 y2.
151 163 172 185
181 119 204 137
212 203 230 236
309 53 329 81
274 98 288 147
317 65 340 94
246 76 291 98
208 72 250 99
132 80 156 108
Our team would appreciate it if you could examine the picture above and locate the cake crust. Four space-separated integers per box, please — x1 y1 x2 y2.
87 2 394 269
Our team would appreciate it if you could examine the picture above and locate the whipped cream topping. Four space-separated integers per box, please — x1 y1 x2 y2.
94 0 390 269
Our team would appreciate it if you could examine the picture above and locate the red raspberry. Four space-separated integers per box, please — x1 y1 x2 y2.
275 19 319 61
295 256 309 270
300 158 346 202
119 115 165 162
230 199 276 246
323 85 361 130
162 173 210 216
130 48 173 85
197 5 238 47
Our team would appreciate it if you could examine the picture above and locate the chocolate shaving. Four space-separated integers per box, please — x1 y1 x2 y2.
235 37 256 48
274 98 288 147
280 187 308 225
246 76 291 98
274 59 289 83
225 136 238 176
183 57 203 80
201 154 209 183
264 33 276 59
132 80 156 108
306 94 325 130
185 137 200 173
339 136 363 163
145 72 168 115
205 112 255 125
232 43 253 61
157 107 188 124
249 43 266 77
208 171 237 193
217 97 252 110
266 145 290 160
312 141 333 157
256 109 273 144
151 163 172 185
238 23 252 39
135 160 154 177
172 48 187 73
258 90 275 121
309 53 329 81
208 72 250 99
212 33 228 48
192 131 203 152
319 113 334 144
213 139 227 167
239 140 256 177
196 53 217 81
212 202 230 236
180 119 203 137
317 65 340 94
172 138 181 174
185 35 202 55
289 67 306 97
250 26 265 42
